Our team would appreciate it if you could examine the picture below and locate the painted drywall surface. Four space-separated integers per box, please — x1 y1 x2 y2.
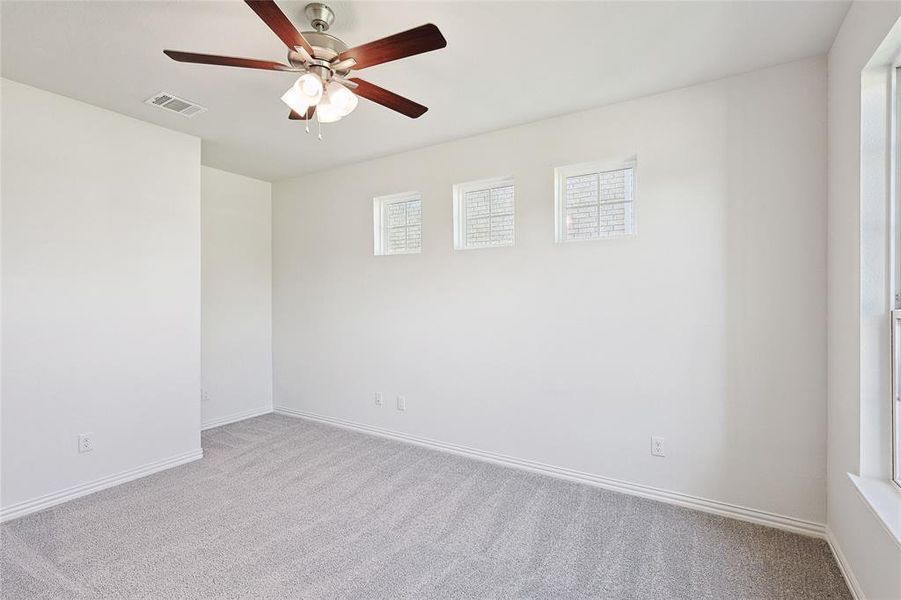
0 79 201 509
273 57 828 523
827 3 901 599
201 166 272 426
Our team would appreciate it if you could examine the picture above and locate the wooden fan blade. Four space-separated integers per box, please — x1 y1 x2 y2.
337 24 446 70
164 50 293 71
245 0 314 54
349 78 427 119
288 106 316 120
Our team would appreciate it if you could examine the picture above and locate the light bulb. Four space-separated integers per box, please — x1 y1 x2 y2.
298 73 323 100
297 74 323 103
326 81 358 117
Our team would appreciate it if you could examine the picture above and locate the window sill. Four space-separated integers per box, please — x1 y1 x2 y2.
848 473 901 547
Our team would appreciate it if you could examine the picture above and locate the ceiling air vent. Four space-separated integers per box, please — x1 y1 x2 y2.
145 92 207 118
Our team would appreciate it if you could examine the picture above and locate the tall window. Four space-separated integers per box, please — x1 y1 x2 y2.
894 66 901 489
373 192 422 256
555 159 636 242
453 177 515 249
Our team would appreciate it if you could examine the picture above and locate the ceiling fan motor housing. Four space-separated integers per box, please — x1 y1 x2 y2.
304 3 335 32
287 30 350 75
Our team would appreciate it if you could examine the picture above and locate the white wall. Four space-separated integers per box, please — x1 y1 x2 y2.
201 166 272 428
273 57 828 525
827 3 901 599
0 79 202 517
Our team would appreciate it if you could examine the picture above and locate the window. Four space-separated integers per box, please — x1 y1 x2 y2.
373 192 422 256
453 177 515 249
555 159 636 242
894 66 901 489
893 310 900 488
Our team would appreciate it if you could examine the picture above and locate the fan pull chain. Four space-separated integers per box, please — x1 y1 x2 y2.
316 109 323 141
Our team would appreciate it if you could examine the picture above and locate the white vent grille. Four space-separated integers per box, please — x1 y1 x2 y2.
145 92 207 118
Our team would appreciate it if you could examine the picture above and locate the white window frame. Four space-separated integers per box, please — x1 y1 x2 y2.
453 176 515 250
892 309 900 488
554 158 637 243
373 191 422 256
893 64 901 489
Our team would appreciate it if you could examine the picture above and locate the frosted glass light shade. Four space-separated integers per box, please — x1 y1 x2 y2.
281 85 310 114
280 73 324 114
298 73 323 100
316 95 342 123
327 81 358 117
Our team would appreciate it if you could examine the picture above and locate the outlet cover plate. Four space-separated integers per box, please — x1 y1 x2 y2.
651 436 665 457
78 433 94 453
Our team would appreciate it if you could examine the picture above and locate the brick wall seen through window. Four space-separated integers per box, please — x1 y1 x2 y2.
374 192 421 255
454 177 515 249
556 161 635 242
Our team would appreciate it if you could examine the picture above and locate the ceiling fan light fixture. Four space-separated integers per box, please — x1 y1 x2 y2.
281 84 311 114
327 81 358 117
316 95 343 123
297 73 324 100
281 72 325 114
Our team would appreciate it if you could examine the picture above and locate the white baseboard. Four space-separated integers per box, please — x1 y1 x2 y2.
274 406 827 539
201 405 273 430
826 527 865 600
0 448 203 523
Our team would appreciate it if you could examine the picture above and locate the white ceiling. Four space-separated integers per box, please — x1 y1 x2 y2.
2 1 849 182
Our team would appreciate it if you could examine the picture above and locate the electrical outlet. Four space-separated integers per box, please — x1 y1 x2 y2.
396 395 406 411
201 390 211 402
651 436 665 457
78 433 94 454
374 392 383 406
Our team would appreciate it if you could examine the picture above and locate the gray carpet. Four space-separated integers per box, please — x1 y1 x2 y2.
1 413 850 599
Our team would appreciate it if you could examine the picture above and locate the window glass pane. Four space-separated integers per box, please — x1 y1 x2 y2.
386 202 406 228
465 190 490 218
388 225 408 253
490 186 514 214
490 213 514 245
466 217 490 247
565 174 599 207
599 170 627 204
565 203 600 240
406 223 422 251
405 199 421 226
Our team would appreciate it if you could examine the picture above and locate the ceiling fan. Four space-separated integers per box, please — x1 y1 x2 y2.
163 1 446 136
